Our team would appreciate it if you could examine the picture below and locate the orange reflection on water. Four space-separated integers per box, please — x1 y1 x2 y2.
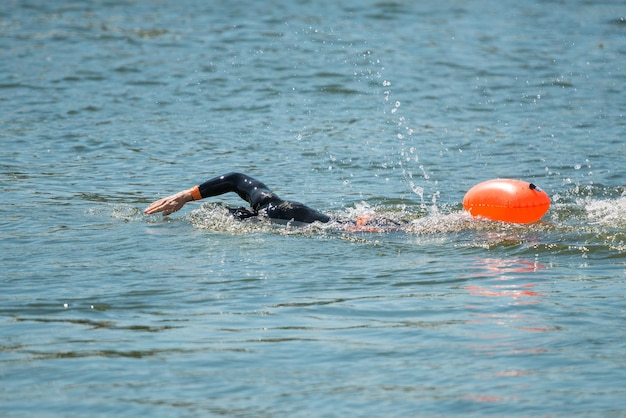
464 393 503 403
462 258 551 405
465 258 546 303
466 283 540 299
476 257 544 277
465 258 554 333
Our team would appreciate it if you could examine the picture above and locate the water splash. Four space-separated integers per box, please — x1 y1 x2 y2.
383 79 435 210
585 196 626 229
133 186 626 256
89 204 144 222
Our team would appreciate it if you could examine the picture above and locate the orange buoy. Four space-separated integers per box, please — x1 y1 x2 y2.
463 179 550 224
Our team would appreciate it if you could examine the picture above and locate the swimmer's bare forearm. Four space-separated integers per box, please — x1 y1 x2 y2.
144 186 201 216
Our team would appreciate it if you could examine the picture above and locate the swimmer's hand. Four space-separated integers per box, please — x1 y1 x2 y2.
144 189 194 216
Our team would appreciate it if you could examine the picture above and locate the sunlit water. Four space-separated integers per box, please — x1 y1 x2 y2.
2 0 625 416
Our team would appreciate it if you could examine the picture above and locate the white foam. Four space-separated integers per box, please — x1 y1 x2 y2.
584 196 626 228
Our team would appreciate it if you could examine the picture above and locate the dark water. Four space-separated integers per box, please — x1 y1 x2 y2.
2 0 625 416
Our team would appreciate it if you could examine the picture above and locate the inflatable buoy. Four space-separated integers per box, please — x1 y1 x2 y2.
463 179 550 224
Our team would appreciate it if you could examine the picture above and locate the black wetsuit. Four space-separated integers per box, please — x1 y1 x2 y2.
197 172 330 224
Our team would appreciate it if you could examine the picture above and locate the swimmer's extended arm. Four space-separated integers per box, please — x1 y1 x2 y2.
144 172 329 223
143 172 274 216
143 187 197 216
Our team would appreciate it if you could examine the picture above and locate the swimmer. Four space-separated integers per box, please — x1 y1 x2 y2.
144 172 331 225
